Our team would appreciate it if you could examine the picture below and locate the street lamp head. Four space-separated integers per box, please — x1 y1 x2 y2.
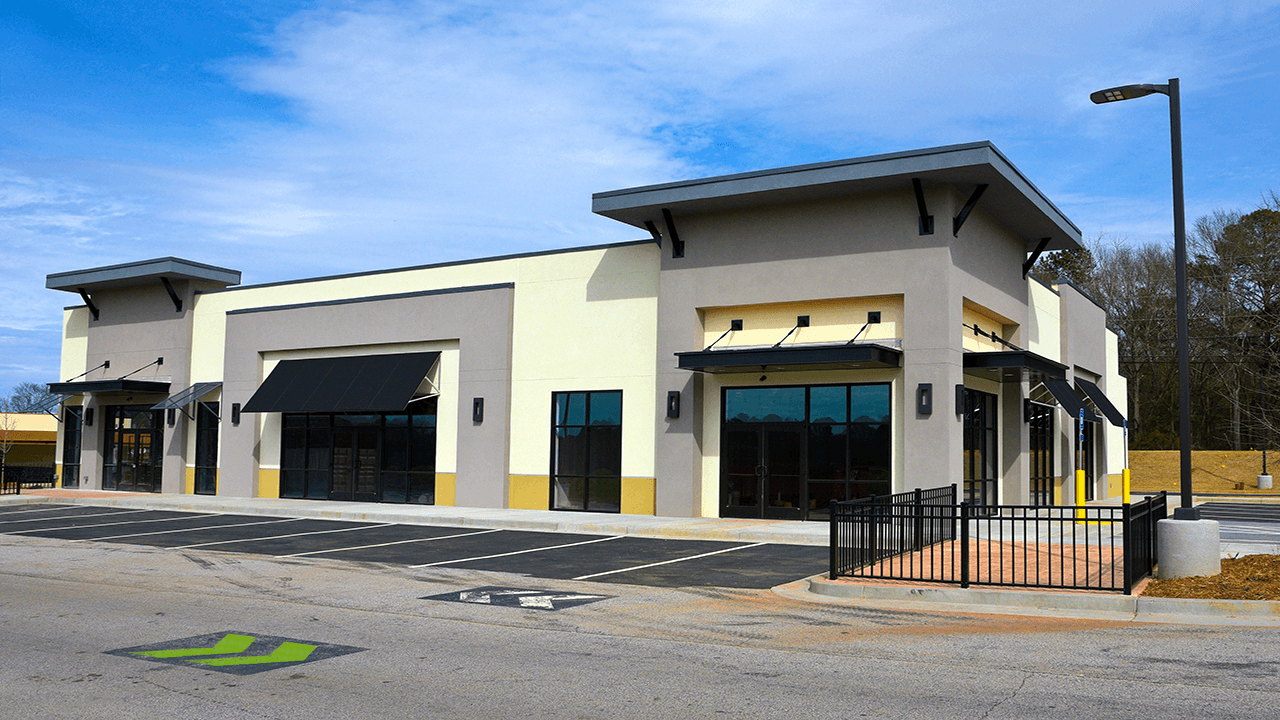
1090 83 1170 104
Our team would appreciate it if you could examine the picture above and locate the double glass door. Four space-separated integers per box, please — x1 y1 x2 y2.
104 406 163 493
721 425 804 520
330 424 379 502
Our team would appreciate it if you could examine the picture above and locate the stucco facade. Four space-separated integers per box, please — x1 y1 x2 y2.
45 142 1128 518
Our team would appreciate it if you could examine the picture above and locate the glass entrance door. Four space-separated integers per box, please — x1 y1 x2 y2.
330 419 379 502
720 425 804 520
104 406 163 493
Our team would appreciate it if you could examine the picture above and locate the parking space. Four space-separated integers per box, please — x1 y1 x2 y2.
0 504 827 589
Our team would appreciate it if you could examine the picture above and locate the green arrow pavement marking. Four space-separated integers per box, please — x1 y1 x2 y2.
132 633 256 659
189 641 316 667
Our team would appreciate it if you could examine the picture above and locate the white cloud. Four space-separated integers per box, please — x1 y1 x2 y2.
1 0 1278 391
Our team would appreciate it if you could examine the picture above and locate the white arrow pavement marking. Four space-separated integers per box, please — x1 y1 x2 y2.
516 594 605 609
572 542 767 580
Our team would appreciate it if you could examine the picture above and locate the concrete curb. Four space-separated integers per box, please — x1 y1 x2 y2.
797 575 1280 625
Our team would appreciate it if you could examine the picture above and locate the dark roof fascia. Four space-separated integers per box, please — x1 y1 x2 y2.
1051 277 1109 313
226 283 515 317
962 350 1067 380
592 142 1082 253
204 239 655 296
47 257 241 293
1026 273 1060 295
47 379 171 395
676 344 902 373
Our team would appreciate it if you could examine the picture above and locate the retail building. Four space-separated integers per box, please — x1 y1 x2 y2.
45 142 1128 519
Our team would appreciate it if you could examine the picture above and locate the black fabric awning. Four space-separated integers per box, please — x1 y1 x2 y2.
1041 379 1099 423
153 382 222 411
46 379 171 395
676 343 902 374
1076 378 1125 427
962 350 1067 382
242 352 440 413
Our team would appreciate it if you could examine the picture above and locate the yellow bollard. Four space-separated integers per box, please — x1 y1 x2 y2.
1075 469 1087 520
1122 468 1131 504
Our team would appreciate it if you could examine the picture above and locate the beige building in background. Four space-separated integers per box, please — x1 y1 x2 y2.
44 142 1129 519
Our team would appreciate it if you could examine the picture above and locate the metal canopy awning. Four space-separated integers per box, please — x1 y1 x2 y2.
22 393 69 415
242 352 441 413
963 350 1067 382
1041 379 1099 424
152 382 223 420
1076 378 1126 427
46 379 171 395
676 343 902 374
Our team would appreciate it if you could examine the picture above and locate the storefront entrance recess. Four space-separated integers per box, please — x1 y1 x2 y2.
720 384 891 521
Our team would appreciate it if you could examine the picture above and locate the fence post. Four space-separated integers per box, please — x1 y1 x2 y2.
914 487 924 550
829 499 838 580
1122 501 1133 595
960 501 970 589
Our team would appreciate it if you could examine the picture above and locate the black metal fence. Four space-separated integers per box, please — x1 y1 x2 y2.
0 462 57 495
830 487 1167 595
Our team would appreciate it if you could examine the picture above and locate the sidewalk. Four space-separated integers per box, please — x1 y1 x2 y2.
7 488 1279 625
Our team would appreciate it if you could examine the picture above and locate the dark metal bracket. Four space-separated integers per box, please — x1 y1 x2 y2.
964 323 1025 352
643 220 663 247
118 357 163 380
661 208 684 258
1022 237 1053 278
912 178 934 235
773 315 809 348
78 289 100 321
952 184 989 236
160 277 183 312
64 360 109 383
705 319 743 351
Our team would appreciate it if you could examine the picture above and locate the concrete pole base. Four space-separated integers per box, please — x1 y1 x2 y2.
1259 474 1273 490
1157 519 1221 579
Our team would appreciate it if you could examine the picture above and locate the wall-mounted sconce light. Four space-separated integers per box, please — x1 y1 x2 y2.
666 390 681 419
167 408 176 427
956 384 966 416
916 383 933 415
84 407 94 427
473 398 485 423
231 403 241 426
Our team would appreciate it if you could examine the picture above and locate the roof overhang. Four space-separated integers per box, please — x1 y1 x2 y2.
47 379 171 395
47 257 241 293
592 142 1081 253
676 343 902 374
963 351 1067 383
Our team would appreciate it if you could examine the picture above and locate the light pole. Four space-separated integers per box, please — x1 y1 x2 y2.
1090 78 1196 519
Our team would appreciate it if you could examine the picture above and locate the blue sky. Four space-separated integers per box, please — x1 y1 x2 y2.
2 1 1279 395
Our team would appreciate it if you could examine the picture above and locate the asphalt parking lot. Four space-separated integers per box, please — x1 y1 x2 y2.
0 503 828 589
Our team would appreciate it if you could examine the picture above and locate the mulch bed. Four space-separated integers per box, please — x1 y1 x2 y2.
1142 554 1280 601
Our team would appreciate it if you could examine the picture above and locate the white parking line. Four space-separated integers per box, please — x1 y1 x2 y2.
170 521 392 549
0 508 152 525
69 517 303 542
278 528 503 558
409 534 623 568
4 512 223 535
572 542 767 580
